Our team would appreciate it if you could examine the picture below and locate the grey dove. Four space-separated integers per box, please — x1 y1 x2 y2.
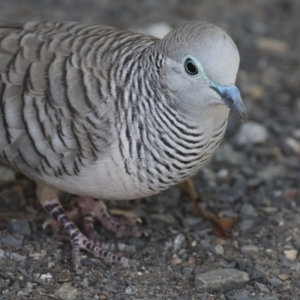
0 21 247 267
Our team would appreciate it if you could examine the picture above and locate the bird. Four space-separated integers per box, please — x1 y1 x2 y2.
0 20 247 267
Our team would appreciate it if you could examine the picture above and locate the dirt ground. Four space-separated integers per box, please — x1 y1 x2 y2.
0 0 300 299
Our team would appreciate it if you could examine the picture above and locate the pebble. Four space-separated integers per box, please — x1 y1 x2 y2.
277 274 290 281
214 144 245 165
256 37 289 54
266 277 282 288
235 122 269 145
248 268 264 280
149 213 176 224
10 252 26 262
0 248 5 259
284 249 298 261
254 282 269 293
239 219 255 231
240 204 258 217
182 217 202 228
217 168 229 182
181 267 194 276
241 245 259 254
7 219 31 237
214 245 224 255
54 283 79 300
1 236 22 248
261 207 278 214
40 273 53 280
173 234 185 251
285 137 300 155
231 290 253 300
195 268 250 293
125 286 133 295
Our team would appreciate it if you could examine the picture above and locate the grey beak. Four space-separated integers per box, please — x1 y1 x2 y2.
211 83 248 122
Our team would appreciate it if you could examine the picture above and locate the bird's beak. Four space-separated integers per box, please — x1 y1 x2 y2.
211 83 248 122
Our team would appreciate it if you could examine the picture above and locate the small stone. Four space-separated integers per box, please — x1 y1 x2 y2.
236 122 268 145
173 234 185 251
256 37 289 54
214 144 245 165
182 217 202 228
181 267 194 276
149 213 176 224
232 290 252 300
198 293 210 300
125 286 132 295
40 273 53 280
283 188 300 200
248 84 265 101
54 282 79 300
195 268 250 293
171 257 182 265
1 236 22 248
247 268 264 280
214 245 224 255
240 204 258 217
266 277 282 288
217 168 229 182
187 256 195 265
234 258 248 271
10 252 26 262
261 206 278 214
284 249 298 261
0 249 5 259
285 137 300 155
7 219 31 237
278 274 290 281
254 282 269 293
239 219 255 231
241 245 259 253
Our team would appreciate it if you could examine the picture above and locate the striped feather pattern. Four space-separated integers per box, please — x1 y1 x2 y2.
0 21 230 199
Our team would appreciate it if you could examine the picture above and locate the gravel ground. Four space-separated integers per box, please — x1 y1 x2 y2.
1 0 300 299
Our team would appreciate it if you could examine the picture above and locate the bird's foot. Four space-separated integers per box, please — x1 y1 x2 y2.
78 197 141 240
43 199 137 267
178 177 237 238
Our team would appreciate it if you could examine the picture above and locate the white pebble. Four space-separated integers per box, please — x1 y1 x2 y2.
236 122 269 145
284 249 298 261
40 273 53 280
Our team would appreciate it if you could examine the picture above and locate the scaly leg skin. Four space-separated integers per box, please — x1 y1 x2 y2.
78 197 141 240
36 185 137 268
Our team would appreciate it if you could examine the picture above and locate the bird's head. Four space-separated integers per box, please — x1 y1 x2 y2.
158 21 247 122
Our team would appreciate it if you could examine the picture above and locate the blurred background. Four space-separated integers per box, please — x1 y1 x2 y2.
1 1 300 299
0 0 299 134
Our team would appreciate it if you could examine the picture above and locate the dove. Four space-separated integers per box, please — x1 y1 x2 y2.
0 21 247 266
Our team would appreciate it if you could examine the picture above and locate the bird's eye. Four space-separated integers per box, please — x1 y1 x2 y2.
184 58 198 76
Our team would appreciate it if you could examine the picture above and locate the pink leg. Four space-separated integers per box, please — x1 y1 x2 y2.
36 185 136 268
78 197 141 239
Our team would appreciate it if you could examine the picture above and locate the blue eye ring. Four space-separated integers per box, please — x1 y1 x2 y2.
182 55 210 81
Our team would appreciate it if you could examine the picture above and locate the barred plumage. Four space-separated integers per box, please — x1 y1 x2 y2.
0 21 247 266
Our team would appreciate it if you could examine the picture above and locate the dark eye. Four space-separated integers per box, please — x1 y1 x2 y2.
184 58 198 75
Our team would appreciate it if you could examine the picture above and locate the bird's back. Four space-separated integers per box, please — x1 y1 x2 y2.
0 22 158 187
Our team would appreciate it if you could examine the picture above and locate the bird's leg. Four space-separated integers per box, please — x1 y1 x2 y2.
78 197 141 239
36 185 136 267
178 177 237 238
